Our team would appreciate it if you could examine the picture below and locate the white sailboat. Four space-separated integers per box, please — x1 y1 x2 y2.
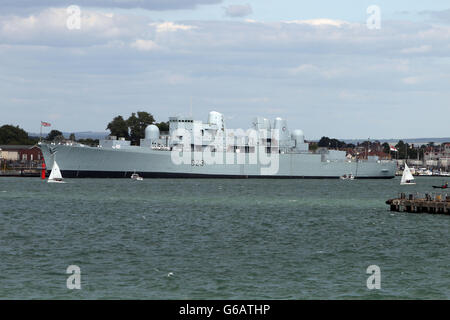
47 160 65 183
400 163 415 185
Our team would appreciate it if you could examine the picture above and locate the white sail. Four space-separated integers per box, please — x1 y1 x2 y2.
401 163 415 185
48 161 63 180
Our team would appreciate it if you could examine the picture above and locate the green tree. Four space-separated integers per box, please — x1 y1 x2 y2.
318 136 347 149
408 147 418 160
106 115 129 139
127 111 155 145
0 125 34 145
395 140 408 159
309 142 318 152
318 137 331 148
69 133 76 141
382 142 390 154
46 130 64 142
155 121 169 132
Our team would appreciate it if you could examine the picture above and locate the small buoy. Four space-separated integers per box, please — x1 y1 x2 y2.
41 162 46 180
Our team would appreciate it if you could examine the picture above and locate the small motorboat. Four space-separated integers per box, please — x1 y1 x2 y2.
433 183 448 189
131 172 143 181
340 173 355 180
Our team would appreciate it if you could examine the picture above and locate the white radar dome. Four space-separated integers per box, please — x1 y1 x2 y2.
145 124 160 140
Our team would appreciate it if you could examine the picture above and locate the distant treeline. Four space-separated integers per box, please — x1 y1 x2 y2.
0 125 100 146
0 111 168 146
318 136 397 153
316 136 438 160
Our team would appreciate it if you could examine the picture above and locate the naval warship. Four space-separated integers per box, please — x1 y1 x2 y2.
39 111 396 179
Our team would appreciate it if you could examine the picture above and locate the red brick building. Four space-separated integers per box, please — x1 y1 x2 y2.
0 145 43 162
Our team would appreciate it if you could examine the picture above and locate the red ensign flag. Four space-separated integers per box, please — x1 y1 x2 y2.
41 121 51 127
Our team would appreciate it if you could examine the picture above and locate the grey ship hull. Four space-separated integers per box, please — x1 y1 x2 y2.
39 144 396 179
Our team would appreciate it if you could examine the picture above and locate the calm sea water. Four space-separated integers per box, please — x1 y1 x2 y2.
0 176 449 299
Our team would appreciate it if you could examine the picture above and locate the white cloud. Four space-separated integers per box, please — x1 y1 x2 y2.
130 39 160 51
2 9 450 61
283 19 350 27
149 21 197 33
0 8 146 46
1 0 223 12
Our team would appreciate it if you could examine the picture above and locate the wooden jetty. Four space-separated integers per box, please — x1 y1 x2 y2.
386 193 450 214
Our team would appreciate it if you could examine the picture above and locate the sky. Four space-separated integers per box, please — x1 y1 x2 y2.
1 0 450 139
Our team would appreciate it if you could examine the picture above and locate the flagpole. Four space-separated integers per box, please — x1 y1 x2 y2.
40 121 42 142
